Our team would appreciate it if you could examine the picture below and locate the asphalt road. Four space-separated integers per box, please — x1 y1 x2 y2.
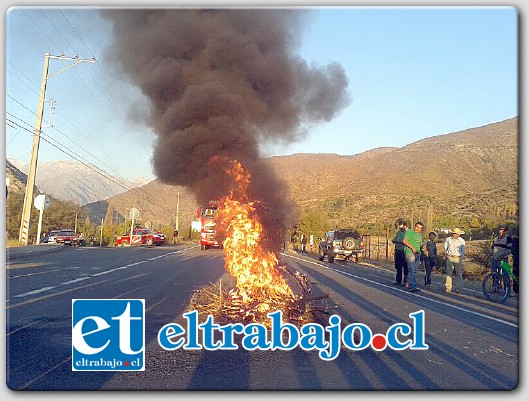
5 245 518 390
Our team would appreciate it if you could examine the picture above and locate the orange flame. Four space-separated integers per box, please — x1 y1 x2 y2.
216 159 294 307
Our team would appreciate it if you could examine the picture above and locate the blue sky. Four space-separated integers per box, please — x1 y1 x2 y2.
5 6 518 181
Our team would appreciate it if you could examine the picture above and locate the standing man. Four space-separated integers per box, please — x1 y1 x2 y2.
402 221 425 293
300 234 307 254
444 227 466 293
424 231 438 287
391 221 408 286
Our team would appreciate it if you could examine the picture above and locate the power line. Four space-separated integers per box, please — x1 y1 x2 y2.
6 116 174 215
7 63 149 180
7 91 143 185
7 116 110 204
21 9 62 52
72 67 155 170
6 62 40 95
41 9 76 54
16 10 154 178
6 93 39 115
52 103 143 180
7 12 175 218
52 10 154 170
58 9 96 58
6 111 34 126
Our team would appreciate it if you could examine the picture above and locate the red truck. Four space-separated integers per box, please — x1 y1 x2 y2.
199 201 222 250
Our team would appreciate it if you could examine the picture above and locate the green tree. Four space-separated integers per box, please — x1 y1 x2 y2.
79 217 98 243
5 193 85 243
6 192 30 239
432 215 459 230
470 216 480 228
42 199 85 233
297 210 330 240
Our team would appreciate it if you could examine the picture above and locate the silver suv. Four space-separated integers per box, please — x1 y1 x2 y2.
318 229 364 263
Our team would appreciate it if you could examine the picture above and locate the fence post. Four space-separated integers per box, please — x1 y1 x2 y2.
386 227 390 260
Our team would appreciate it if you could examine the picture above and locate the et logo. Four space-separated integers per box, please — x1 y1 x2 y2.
72 299 145 371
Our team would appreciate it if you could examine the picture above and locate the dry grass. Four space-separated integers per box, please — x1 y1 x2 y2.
6 239 22 248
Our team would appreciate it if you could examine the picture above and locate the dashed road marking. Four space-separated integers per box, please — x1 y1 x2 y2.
10 246 198 299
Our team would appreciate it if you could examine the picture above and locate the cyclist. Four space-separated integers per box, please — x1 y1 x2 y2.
490 224 513 281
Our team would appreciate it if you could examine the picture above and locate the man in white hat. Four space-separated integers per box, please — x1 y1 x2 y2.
444 228 466 293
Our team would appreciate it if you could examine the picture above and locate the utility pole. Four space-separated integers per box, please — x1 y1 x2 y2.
99 218 103 247
173 190 180 244
18 53 96 245
175 190 180 231
385 227 390 260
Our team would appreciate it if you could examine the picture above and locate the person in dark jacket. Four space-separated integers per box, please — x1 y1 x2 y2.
423 231 438 287
491 225 513 275
391 221 408 286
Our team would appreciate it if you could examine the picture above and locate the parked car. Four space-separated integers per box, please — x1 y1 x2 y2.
56 229 79 246
43 230 61 244
318 229 364 263
152 231 167 246
116 228 165 246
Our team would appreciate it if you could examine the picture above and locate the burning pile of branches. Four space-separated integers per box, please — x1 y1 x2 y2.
187 158 331 327
187 265 331 328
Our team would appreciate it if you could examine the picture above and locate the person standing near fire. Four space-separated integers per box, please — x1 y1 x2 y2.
392 221 408 287
402 221 425 293
444 228 466 293
424 231 438 287
300 234 308 254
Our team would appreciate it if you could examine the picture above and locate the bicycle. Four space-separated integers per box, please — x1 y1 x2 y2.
482 260 518 303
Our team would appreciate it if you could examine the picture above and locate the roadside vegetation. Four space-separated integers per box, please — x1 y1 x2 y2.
290 207 518 276
7 188 517 279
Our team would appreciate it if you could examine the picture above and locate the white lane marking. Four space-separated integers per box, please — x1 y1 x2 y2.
282 253 518 329
11 246 198 299
9 269 61 278
147 246 198 261
60 277 92 285
14 286 56 298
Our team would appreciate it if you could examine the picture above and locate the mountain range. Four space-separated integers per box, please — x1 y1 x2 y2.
6 159 152 206
81 117 518 231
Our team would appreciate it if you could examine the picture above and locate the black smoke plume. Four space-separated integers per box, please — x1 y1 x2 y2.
103 9 350 249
